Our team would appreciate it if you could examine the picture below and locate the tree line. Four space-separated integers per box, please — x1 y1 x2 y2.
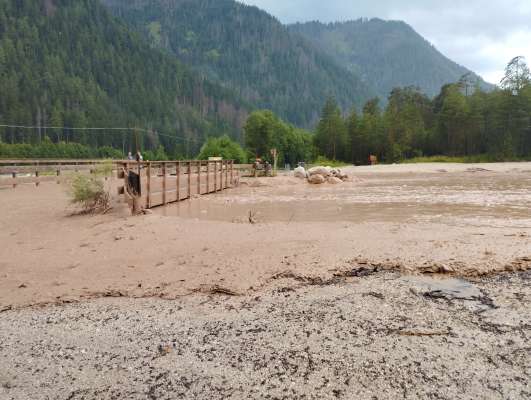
313 57 531 164
2 47 529 165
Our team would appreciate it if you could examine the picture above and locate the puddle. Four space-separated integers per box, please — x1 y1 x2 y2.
403 275 495 311
402 275 483 300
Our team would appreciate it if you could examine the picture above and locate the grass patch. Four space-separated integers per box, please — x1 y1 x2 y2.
401 155 531 164
310 156 351 168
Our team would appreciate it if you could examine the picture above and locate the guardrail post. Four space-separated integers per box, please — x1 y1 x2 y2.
12 172 16 189
35 170 39 187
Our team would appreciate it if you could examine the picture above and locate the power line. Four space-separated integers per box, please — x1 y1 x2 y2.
0 124 204 144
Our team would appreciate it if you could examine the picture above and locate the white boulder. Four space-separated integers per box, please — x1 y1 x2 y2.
308 166 331 177
293 166 307 179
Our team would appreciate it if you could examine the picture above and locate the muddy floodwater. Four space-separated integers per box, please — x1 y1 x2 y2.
1 162 530 399
157 164 531 228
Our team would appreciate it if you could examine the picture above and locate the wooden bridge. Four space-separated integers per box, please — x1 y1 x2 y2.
119 160 237 210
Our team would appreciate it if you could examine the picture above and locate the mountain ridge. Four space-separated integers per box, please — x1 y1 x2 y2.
100 0 374 128
288 19 493 99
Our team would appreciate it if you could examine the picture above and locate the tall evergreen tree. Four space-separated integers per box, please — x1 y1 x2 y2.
314 98 347 160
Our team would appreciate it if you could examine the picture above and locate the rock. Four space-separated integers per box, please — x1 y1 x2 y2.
308 166 331 177
293 166 307 179
327 176 343 184
308 174 326 184
330 168 341 177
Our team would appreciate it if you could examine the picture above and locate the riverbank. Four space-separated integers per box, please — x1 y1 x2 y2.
1 270 529 399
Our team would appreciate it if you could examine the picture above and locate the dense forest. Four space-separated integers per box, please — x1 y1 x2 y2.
289 19 492 100
0 0 248 158
311 57 531 163
100 0 373 128
239 57 531 165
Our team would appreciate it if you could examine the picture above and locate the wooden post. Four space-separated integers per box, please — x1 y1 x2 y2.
230 160 234 187
214 161 218 192
162 162 167 205
56 162 61 184
176 161 181 202
219 161 223 191
197 161 201 195
225 160 228 189
146 162 151 208
206 161 210 193
187 161 192 199
12 172 16 189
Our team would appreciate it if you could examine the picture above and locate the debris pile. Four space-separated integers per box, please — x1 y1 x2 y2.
294 165 350 184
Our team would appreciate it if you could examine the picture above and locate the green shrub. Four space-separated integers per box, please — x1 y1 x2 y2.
94 159 114 177
311 156 350 168
143 145 169 161
69 174 110 213
197 135 247 163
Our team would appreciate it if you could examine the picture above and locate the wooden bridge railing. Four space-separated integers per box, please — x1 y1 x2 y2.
119 160 236 210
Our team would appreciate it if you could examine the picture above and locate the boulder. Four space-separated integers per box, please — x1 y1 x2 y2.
308 174 326 184
293 166 307 179
308 166 331 177
327 176 343 184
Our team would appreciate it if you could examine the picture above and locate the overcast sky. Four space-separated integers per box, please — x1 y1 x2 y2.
241 0 531 84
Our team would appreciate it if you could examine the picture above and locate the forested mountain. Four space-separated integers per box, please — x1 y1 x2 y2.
101 0 373 128
289 20 493 99
0 0 248 157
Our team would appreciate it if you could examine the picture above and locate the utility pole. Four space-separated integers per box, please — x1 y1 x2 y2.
134 128 139 154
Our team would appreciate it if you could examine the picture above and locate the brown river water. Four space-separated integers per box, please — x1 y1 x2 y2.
156 165 531 228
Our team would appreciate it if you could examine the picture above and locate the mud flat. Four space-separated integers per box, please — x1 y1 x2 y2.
0 162 530 398
1 162 530 309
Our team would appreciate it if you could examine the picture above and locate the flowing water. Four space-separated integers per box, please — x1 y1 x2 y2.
156 165 531 227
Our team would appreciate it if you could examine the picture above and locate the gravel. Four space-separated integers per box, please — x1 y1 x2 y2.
1 271 529 400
